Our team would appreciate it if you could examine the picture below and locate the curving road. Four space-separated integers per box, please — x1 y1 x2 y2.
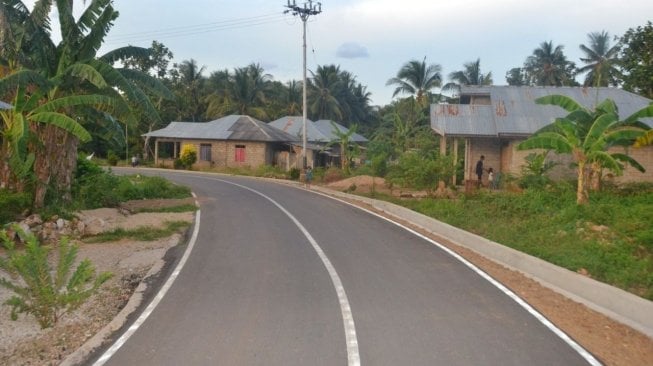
90 170 599 365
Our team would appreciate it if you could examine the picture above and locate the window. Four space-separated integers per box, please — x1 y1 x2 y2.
200 144 212 161
235 145 246 162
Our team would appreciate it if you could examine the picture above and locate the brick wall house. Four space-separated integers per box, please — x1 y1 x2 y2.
144 115 301 170
432 86 653 186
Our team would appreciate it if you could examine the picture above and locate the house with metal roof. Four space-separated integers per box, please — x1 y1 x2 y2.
269 116 368 168
431 86 653 186
144 115 302 170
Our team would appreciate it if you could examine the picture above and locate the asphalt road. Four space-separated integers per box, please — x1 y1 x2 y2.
93 170 596 365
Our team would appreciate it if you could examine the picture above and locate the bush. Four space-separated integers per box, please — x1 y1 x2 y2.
179 144 197 169
107 151 119 166
289 167 300 180
0 226 112 328
0 190 31 224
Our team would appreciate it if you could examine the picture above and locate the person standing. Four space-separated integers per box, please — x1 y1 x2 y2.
488 167 495 189
475 155 484 186
305 166 313 189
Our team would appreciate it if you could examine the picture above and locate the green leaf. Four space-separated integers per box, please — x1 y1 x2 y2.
29 112 91 142
535 95 584 112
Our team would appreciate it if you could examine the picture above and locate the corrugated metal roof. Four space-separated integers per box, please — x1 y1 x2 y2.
314 119 369 142
0 101 12 109
144 115 299 142
431 104 498 137
268 116 330 142
433 86 653 137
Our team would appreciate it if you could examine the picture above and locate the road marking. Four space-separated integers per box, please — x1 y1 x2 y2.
93 193 201 366
319 192 602 366
212 178 361 366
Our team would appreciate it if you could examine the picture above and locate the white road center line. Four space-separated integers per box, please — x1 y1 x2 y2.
214 178 361 366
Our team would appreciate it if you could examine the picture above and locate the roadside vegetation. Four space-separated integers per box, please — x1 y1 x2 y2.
83 220 191 243
363 182 653 300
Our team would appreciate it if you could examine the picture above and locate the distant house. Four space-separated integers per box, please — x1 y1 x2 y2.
269 116 368 167
143 115 302 170
431 86 653 185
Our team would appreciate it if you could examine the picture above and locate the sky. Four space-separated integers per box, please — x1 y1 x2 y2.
24 0 653 106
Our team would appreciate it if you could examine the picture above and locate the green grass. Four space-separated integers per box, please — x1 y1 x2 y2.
83 220 191 243
360 184 653 300
131 204 198 214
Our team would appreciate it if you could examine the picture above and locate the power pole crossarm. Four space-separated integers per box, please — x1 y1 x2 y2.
284 1 322 169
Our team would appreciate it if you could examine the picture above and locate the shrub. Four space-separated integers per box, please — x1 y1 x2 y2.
289 167 300 180
0 190 31 224
107 151 119 166
0 227 112 328
179 144 197 169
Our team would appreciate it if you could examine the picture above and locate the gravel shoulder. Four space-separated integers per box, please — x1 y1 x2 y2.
0 200 195 365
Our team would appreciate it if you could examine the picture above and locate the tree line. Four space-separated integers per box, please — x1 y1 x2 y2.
1 0 652 210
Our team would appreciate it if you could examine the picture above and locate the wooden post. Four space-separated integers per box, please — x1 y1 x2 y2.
453 138 459 186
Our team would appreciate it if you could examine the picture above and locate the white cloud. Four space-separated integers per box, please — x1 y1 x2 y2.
336 42 369 59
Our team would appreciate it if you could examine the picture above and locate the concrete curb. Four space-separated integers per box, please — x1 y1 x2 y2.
311 186 653 339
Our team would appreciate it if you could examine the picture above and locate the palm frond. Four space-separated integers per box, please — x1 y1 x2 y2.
100 46 152 65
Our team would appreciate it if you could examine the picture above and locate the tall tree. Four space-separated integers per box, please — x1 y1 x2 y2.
444 58 493 95
386 58 442 105
619 21 653 99
171 59 206 121
1 1 171 207
308 64 343 120
205 63 271 120
524 41 576 86
505 67 527 86
578 31 621 87
517 95 650 204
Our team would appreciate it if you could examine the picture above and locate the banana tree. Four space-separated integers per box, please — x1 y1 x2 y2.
2 1 172 207
517 95 651 204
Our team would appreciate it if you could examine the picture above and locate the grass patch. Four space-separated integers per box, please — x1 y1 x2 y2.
131 204 198 214
359 184 653 300
84 220 191 243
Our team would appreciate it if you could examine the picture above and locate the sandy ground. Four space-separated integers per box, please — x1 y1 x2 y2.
0 200 194 365
1 183 652 365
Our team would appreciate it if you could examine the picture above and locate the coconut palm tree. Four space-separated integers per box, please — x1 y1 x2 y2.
443 58 493 95
309 64 343 120
578 31 621 87
517 95 651 204
386 58 442 105
205 63 271 120
524 41 576 86
173 59 206 121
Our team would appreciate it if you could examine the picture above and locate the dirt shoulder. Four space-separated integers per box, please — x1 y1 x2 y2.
0 199 195 365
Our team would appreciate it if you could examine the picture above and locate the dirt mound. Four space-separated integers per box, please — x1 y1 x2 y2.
326 175 390 194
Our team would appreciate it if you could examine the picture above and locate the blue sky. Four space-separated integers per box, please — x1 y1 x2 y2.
26 0 653 106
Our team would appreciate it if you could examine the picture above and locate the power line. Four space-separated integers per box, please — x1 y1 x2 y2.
106 12 288 44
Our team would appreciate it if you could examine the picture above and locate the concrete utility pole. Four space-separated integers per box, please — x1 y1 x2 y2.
284 0 322 169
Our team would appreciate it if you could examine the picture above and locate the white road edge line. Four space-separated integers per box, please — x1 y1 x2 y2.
213 178 361 366
93 192 201 366
316 192 602 366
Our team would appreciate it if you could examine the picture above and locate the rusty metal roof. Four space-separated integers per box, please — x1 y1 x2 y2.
144 115 299 142
432 86 653 137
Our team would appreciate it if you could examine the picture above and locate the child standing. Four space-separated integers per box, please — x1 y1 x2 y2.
488 167 495 189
